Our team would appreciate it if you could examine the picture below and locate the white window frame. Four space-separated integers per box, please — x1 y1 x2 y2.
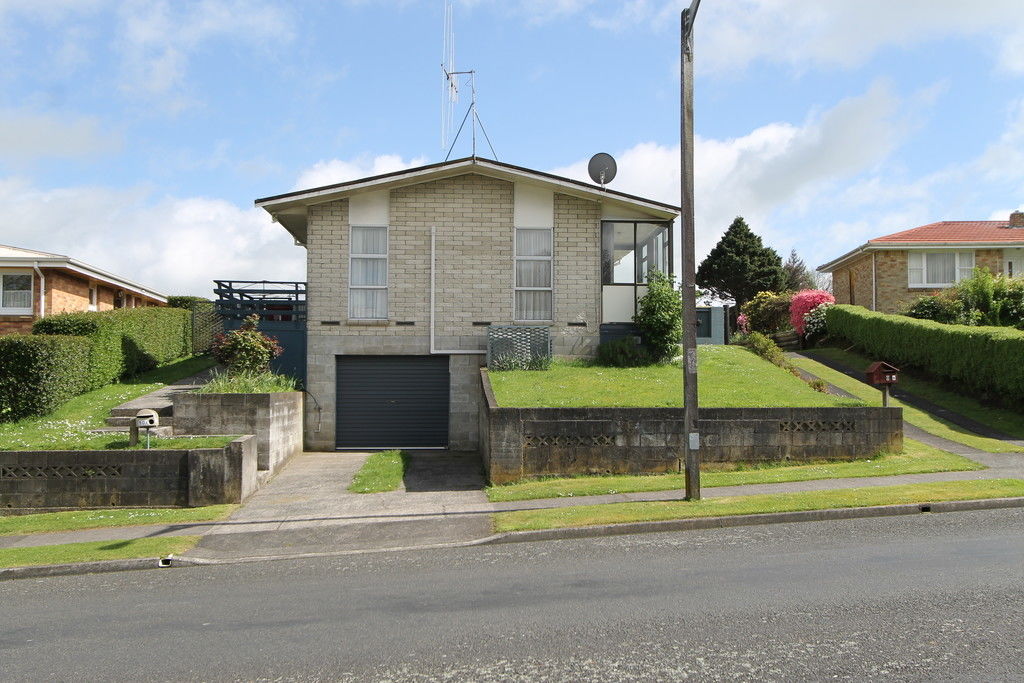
514 227 554 322
0 269 34 315
88 285 98 312
348 225 388 320
907 250 975 288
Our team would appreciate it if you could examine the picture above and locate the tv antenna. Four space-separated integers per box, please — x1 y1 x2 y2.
588 152 617 188
441 0 497 161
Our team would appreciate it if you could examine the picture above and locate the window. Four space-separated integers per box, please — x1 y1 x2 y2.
349 226 388 319
0 271 32 313
907 251 974 287
515 227 552 321
601 221 672 285
88 286 98 312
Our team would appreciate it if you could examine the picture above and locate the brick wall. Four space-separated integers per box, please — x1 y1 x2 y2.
832 253 874 309
46 270 90 314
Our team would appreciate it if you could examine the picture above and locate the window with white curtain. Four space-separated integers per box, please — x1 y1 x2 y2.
514 227 552 321
907 251 974 287
349 226 388 319
0 271 32 313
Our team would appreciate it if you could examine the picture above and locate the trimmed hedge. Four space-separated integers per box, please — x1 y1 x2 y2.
0 335 91 420
33 307 191 390
825 304 1024 403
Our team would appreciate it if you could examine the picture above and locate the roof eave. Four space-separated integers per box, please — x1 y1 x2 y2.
0 256 167 302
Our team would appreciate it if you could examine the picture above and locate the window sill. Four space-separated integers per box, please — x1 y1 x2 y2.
0 310 33 317
908 284 953 289
346 319 389 326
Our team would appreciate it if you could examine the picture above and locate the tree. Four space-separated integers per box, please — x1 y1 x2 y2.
696 217 785 310
634 270 683 363
782 249 816 292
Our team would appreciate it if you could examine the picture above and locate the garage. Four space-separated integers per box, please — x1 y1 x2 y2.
335 355 450 449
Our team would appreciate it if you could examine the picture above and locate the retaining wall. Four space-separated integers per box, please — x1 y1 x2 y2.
480 370 903 484
0 435 256 512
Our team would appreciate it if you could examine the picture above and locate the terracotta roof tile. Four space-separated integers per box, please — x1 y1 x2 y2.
870 221 1024 243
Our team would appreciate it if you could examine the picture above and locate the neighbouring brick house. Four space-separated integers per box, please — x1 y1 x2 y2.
0 244 167 334
818 210 1024 313
256 157 678 451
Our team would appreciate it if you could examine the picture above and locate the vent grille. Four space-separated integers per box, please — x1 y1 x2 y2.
487 325 552 370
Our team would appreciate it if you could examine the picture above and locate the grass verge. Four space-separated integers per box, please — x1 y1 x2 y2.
493 479 1024 532
348 450 406 493
806 347 1024 440
488 345 862 408
788 354 1024 453
0 505 237 536
0 536 199 569
0 355 217 451
486 439 982 502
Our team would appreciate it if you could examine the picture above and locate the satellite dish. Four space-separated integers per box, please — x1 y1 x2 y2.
588 153 617 187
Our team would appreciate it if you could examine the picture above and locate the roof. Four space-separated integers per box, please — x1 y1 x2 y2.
818 219 1024 272
256 156 680 244
0 244 167 302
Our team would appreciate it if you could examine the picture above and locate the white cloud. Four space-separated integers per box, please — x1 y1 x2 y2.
0 109 121 161
293 154 430 190
0 177 303 296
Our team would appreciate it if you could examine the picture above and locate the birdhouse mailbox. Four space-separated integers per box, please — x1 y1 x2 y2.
135 409 159 429
865 361 899 386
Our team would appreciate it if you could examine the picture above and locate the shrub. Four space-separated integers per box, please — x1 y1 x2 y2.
167 295 213 311
34 307 191 390
906 270 1024 328
489 351 552 371
790 289 835 335
740 331 786 367
210 314 283 375
826 304 1024 404
633 270 682 362
196 370 298 394
0 335 91 421
740 291 792 334
802 302 832 343
905 294 966 325
736 313 751 334
595 338 652 368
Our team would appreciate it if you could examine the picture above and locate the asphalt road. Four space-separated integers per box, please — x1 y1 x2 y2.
3 509 1024 682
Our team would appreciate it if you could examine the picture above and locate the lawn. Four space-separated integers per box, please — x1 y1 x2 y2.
488 345 863 408
0 536 199 569
492 479 1024 532
0 355 220 451
805 346 1024 440
486 438 982 502
0 505 237 536
788 354 1024 453
348 450 407 493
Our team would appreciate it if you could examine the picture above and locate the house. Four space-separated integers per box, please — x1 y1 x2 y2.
817 210 1024 313
256 156 678 452
0 245 167 335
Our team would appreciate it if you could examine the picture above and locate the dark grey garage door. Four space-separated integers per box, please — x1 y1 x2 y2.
335 355 450 449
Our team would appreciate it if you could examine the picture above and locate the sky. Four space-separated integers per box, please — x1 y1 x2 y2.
2 0 1024 296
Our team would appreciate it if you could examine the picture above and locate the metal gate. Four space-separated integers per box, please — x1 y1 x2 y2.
335 355 450 449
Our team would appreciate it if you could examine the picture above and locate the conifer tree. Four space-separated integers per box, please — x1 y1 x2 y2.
696 216 785 310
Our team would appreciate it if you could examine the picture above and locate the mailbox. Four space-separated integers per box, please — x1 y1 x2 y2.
135 409 159 429
866 361 899 385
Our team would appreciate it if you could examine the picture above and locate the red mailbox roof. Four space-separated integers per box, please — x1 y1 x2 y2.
866 361 900 373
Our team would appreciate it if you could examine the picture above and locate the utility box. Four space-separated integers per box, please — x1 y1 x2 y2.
866 361 899 385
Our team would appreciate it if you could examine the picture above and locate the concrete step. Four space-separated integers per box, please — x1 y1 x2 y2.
109 403 175 417
88 425 174 437
105 415 175 428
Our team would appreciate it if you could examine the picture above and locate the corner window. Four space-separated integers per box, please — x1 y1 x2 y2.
514 227 552 321
349 225 388 319
907 251 974 287
601 221 672 284
0 271 33 313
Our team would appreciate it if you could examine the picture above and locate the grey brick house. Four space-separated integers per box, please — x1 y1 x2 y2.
256 157 678 452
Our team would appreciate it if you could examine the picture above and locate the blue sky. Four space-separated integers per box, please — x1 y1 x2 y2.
2 0 1023 295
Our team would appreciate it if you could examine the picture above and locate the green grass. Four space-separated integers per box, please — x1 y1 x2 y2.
348 450 407 493
488 345 863 408
0 536 200 569
788 354 1024 453
0 505 237 536
806 347 1024 440
486 438 983 502
196 370 298 394
493 479 1024 532
0 355 217 451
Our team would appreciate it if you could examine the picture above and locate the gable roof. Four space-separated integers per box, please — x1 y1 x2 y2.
256 156 679 244
0 244 167 302
818 219 1024 272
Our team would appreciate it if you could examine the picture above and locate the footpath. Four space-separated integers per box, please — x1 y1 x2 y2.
4 361 1024 573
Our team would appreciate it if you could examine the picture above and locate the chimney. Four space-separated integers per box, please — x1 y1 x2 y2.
1011 210 1024 228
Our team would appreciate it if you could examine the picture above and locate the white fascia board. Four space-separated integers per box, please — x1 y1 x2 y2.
0 257 167 302
816 241 1023 272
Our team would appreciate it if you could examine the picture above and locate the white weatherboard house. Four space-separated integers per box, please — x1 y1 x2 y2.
256 157 678 452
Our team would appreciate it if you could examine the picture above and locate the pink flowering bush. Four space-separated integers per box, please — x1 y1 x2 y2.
736 313 750 334
790 289 835 335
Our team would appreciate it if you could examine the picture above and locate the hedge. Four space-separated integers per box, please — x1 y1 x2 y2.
0 335 91 421
825 304 1024 403
33 307 192 390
